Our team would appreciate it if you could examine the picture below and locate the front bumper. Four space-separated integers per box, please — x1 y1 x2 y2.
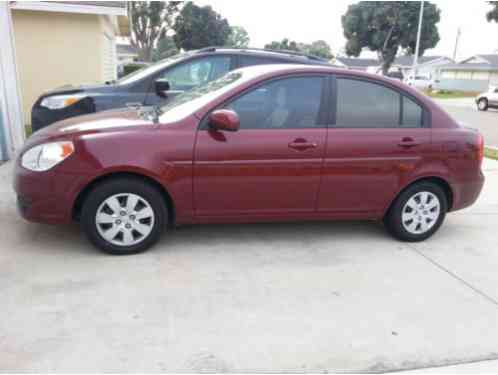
14 162 88 224
31 97 95 133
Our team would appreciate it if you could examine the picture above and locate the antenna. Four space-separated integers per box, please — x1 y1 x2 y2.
453 27 461 61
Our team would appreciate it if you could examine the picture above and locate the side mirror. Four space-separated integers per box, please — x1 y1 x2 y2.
155 79 170 98
208 109 240 132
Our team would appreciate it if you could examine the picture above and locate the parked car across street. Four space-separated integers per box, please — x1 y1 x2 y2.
15 64 485 254
476 85 498 111
30 47 330 132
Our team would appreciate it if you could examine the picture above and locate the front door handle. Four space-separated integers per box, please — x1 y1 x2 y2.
288 138 318 151
398 137 420 148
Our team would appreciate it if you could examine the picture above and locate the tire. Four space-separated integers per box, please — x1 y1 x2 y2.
384 182 448 242
81 177 168 255
477 98 488 111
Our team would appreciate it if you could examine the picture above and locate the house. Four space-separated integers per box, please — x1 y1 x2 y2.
436 54 498 92
333 57 380 71
9 1 130 124
390 55 454 79
117 43 139 65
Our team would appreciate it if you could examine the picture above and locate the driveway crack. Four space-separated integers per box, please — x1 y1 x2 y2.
406 244 498 308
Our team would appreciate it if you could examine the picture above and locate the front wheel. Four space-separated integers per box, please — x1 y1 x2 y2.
477 98 488 111
384 182 447 242
81 177 168 255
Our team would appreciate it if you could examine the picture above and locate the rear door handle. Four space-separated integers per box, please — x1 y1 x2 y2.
288 139 318 151
398 137 420 148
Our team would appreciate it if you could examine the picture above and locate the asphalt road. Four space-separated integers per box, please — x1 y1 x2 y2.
436 99 498 147
1 155 498 372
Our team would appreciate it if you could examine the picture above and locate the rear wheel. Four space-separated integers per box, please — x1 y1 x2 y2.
384 182 447 242
477 98 488 111
81 177 167 255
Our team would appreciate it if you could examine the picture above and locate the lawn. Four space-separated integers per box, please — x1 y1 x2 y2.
425 91 478 99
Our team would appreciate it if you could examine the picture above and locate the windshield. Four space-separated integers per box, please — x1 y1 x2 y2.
158 71 244 123
117 53 191 85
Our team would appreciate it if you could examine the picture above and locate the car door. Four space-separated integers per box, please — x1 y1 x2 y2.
144 55 233 106
193 74 328 217
317 76 431 214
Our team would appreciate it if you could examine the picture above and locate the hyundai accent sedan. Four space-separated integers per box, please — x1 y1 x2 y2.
14 65 485 255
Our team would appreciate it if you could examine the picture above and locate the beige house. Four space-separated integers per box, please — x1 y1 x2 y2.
10 1 129 123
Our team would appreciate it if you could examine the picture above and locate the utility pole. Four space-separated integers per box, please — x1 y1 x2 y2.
412 0 425 76
453 27 461 61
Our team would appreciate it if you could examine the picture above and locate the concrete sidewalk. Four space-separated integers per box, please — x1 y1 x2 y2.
0 159 497 372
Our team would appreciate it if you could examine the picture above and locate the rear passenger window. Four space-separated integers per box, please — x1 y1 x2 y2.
336 78 423 128
402 96 423 128
239 55 279 67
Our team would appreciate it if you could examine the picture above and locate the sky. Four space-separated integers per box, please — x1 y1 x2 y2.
197 0 498 61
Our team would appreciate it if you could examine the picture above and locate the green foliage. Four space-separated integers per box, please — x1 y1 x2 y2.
173 2 231 51
264 39 333 59
264 38 300 52
225 26 250 48
122 63 148 77
487 1 498 22
152 36 179 62
127 1 181 62
342 1 441 73
299 40 333 59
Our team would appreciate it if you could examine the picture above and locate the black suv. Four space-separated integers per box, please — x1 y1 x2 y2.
31 47 331 132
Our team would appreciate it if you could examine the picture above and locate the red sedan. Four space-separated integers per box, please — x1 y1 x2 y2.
14 65 485 255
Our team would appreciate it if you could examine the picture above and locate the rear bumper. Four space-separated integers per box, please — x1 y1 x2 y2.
451 171 485 212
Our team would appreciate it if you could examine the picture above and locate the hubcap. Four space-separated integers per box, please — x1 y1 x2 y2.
479 100 486 109
401 191 441 235
95 193 155 246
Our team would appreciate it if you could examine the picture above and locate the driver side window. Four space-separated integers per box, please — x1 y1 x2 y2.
225 76 324 129
160 56 231 91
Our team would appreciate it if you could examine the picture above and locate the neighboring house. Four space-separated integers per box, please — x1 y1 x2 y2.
117 43 139 65
333 57 380 71
436 54 498 92
390 55 454 79
9 1 129 123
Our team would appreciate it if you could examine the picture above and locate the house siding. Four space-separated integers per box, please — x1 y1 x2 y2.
12 10 114 124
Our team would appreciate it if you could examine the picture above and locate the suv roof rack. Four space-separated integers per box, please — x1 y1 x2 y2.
195 46 329 62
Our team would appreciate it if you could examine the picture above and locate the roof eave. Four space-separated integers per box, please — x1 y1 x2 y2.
10 1 126 16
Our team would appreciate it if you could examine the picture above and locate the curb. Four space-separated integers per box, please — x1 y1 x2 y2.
484 146 498 160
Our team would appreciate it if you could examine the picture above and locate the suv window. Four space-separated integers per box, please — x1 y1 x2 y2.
225 76 324 129
336 78 423 128
239 55 280 67
160 56 231 91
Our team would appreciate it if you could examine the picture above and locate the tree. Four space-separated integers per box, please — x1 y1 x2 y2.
127 1 181 62
264 39 333 59
264 38 299 51
342 1 441 74
152 36 179 62
487 1 498 22
173 2 231 51
225 26 250 48
299 40 333 59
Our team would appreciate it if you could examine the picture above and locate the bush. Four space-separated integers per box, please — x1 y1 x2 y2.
120 63 149 78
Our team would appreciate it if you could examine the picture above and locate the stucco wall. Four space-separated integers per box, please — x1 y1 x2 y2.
12 10 108 124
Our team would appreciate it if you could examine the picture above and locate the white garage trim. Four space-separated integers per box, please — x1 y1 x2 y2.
0 2 25 160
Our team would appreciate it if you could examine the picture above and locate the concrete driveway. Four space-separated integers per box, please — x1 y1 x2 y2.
1 157 498 372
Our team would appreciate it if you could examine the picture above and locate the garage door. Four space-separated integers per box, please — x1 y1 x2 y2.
0 106 5 161
102 32 117 82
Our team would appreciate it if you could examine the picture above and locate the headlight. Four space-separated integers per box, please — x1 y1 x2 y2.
21 141 74 171
40 94 87 110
